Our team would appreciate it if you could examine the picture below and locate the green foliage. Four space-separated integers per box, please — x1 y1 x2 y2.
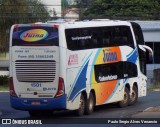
0 0 50 52
148 84 160 91
0 75 9 86
80 0 160 20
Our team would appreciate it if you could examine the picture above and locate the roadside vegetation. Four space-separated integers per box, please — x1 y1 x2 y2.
148 84 160 91
0 0 51 53
79 0 160 20
0 75 9 91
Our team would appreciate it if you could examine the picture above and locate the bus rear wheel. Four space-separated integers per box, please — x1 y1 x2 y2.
76 94 85 116
85 93 95 115
118 87 129 108
129 85 138 106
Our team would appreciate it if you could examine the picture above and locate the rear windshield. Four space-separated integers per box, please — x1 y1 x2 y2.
12 26 58 46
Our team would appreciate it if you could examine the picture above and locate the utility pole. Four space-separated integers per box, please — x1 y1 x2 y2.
62 0 65 18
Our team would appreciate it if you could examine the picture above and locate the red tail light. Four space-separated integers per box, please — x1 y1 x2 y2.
54 25 59 29
55 77 65 98
14 24 18 29
10 77 17 97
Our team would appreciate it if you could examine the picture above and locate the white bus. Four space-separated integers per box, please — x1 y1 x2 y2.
9 20 152 116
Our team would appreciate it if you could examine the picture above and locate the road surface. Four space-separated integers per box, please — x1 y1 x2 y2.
0 91 160 127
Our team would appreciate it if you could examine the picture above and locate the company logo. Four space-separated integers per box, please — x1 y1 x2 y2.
99 75 117 82
71 36 92 41
103 50 118 63
43 87 56 91
2 119 11 124
20 29 48 42
68 54 78 66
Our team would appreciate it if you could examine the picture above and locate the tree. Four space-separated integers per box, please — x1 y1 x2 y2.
0 0 50 52
80 0 160 20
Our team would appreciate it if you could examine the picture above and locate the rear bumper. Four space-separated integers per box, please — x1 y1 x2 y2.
10 95 66 111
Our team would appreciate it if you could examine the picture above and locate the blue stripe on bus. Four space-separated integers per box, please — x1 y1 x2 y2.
127 49 138 64
68 53 92 101
69 61 89 101
126 49 135 57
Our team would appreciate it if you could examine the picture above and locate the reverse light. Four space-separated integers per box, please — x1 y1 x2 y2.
55 77 65 98
10 77 17 97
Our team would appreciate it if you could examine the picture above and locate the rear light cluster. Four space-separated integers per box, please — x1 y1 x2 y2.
10 77 65 98
54 25 59 29
14 24 19 29
10 77 17 97
55 77 65 98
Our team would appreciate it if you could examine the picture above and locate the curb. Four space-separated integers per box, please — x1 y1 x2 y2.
153 89 160 92
0 91 9 93
132 106 160 118
143 106 160 112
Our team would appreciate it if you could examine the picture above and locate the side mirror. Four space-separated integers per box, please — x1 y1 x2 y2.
138 44 153 61
138 45 146 52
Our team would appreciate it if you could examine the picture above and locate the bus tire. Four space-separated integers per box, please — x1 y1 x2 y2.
85 92 95 115
129 85 138 106
76 94 85 116
28 110 41 117
118 87 129 108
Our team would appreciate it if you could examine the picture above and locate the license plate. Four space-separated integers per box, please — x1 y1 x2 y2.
31 101 40 105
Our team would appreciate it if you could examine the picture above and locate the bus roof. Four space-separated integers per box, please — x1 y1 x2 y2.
12 19 132 29
61 20 131 29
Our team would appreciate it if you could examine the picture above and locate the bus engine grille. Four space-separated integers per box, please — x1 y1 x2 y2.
15 60 56 82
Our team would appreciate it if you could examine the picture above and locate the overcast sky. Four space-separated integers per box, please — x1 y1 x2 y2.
40 0 61 16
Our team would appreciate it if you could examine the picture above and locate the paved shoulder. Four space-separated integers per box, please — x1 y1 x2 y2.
132 106 160 118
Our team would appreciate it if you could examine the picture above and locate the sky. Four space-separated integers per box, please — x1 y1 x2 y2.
40 0 61 17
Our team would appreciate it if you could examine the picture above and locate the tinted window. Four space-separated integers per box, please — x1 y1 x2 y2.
131 22 144 45
123 62 138 78
12 26 58 46
94 62 137 83
131 22 146 74
65 26 134 50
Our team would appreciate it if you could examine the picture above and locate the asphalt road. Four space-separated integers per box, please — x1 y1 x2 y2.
0 91 160 127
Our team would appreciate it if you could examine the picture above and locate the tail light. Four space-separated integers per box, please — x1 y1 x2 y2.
14 24 18 29
54 24 59 29
55 77 65 98
10 77 17 97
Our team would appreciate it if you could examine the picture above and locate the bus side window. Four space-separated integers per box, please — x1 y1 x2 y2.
112 26 134 47
65 25 134 50
91 30 102 48
102 30 111 47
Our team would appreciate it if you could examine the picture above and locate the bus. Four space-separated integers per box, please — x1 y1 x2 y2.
9 20 153 116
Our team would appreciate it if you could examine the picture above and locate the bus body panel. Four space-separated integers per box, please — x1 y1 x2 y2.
11 46 59 98
10 24 67 110
9 20 148 112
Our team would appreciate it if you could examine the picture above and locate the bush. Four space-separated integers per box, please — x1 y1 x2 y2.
0 75 9 86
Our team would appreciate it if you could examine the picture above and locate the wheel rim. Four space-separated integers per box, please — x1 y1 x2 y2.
89 97 94 111
123 92 128 104
130 90 136 102
79 96 85 113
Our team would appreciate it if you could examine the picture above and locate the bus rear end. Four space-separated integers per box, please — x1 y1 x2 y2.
9 24 66 114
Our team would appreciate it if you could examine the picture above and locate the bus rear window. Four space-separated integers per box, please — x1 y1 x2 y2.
12 26 58 46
